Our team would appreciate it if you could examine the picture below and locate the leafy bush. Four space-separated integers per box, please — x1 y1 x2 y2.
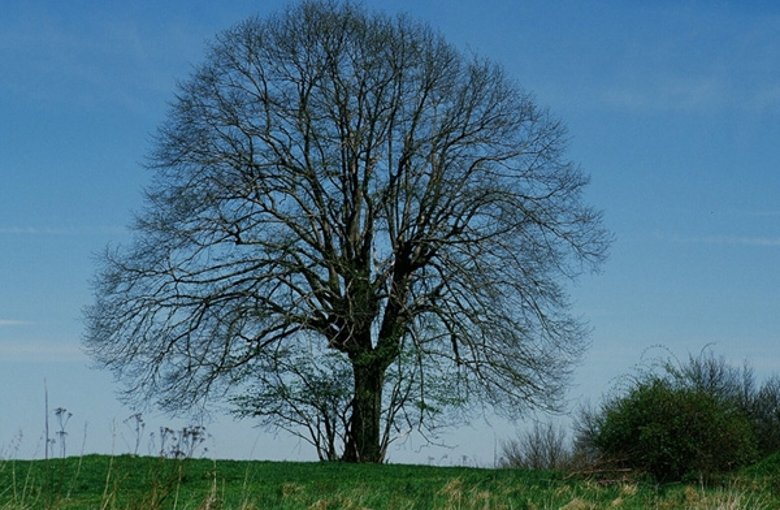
577 348 780 482
747 376 780 455
587 378 757 482
662 350 780 458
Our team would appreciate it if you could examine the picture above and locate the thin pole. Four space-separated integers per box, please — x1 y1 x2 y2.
44 378 49 461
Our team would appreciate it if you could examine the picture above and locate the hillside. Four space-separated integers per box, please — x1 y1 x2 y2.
0 454 777 509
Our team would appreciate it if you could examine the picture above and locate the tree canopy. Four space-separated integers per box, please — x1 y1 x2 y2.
85 0 610 462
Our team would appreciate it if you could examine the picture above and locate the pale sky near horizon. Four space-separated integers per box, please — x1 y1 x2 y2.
1 0 779 464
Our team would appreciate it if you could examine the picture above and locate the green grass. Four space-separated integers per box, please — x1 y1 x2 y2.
0 454 778 509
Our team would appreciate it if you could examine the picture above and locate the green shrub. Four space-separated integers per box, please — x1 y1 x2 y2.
661 350 780 459
591 379 757 482
748 376 780 456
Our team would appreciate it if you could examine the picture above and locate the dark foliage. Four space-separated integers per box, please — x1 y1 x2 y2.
576 349 780 483
590 379 756 482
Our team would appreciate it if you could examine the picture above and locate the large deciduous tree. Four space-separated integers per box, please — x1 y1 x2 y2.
85 0 610 462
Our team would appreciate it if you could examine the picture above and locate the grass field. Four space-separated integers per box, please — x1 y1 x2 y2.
0 454 778 509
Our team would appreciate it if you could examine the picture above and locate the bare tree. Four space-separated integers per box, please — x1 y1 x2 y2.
85 0 609 462
500 421 572 471
231 340 354 461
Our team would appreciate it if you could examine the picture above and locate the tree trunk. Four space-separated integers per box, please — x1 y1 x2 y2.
343 359 385 462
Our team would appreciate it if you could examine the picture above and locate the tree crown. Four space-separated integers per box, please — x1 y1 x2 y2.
85 0 609 460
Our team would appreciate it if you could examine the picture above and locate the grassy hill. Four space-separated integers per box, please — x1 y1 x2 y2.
0 454 777 509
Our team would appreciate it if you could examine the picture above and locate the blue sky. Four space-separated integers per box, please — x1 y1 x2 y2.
1 0 778 463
